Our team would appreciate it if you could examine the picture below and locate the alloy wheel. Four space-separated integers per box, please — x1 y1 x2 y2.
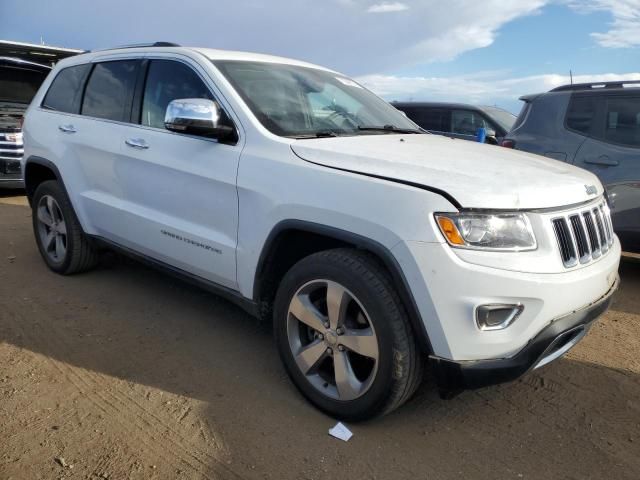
286 279 379 401
36 195 68 263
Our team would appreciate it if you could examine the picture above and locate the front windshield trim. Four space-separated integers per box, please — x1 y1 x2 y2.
212 59 422 139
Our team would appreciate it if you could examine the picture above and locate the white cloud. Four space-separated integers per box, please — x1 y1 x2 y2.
1 0 550 75
357 71 640 112
568 0 640 48
367 2 409 13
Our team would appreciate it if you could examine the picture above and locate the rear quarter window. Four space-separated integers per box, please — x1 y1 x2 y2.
565 95 597 135
511 102 531 131
42 64 92 114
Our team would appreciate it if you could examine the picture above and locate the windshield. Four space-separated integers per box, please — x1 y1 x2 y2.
0 63 49 105
213 60 421 138
480 106 516 132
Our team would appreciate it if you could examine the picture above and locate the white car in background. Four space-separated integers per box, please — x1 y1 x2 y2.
22 43 620 420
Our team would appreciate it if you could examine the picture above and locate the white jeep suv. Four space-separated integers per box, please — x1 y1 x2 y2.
22 43 621 420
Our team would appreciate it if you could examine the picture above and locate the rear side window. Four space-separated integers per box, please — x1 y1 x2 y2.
141 60 214 129
82 60 139 122
566 95 597 135
402 107 450 132
603 96 640 148
451 110 487 136
42 64 91 114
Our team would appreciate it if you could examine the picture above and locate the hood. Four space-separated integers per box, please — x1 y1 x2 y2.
290 134 603 210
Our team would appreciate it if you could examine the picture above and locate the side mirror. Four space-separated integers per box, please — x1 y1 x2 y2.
164 98 235 141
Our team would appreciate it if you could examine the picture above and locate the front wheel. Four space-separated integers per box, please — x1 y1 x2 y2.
274 249 423 421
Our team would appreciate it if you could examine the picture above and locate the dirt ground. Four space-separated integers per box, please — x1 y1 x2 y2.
0 193 639 480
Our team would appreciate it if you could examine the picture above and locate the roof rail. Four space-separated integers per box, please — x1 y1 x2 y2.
550 80 640 92
90 42 181 52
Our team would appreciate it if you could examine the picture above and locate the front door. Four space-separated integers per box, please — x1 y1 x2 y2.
108 58 242 288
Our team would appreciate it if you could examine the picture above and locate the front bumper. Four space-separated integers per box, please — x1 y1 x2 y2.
430 276 618 392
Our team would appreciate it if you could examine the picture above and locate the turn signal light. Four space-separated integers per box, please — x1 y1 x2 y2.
435 216 465 245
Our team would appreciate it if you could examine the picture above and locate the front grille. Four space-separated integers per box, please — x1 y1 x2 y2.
552 201 614 268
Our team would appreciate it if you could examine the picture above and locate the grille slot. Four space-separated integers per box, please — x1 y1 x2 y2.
569 214 590 261
552 201 613 268
593 208 608 253
552 218 577 267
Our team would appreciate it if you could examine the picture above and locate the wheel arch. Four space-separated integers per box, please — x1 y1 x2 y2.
24 156 68 206
253 220 434 355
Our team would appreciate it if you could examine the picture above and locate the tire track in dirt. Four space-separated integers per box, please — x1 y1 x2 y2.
5 300 247 480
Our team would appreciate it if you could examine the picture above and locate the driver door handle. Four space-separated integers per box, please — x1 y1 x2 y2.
125 138 149 149
585 155 618 167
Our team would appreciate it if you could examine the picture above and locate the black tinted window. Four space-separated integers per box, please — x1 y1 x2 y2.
566 95 597 135
451 110 487 136
512 102 531 131
42 64 91 113
1 63 49 105
401 107 450 132
82 60 139 122
141 60 214 129
603 97 640 148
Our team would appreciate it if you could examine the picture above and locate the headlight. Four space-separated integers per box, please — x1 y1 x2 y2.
435 212 537 251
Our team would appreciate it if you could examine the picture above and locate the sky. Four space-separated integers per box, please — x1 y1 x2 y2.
1 0 639 113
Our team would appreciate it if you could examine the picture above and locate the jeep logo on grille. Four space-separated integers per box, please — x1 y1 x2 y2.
585 184 598 195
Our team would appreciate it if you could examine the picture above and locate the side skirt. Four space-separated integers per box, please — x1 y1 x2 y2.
90 236 259 318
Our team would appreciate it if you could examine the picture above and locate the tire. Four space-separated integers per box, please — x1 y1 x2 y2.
274 248 423 421
32 180 98 274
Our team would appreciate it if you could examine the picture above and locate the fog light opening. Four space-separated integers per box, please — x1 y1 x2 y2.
476 304 524 331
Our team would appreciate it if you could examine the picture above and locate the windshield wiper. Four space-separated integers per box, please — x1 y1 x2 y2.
293 130 341 139
357 125 423 134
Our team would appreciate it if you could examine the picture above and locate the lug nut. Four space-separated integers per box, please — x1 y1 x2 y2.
336 327 344 335
324 322 330 329
338 345 345 352
317 333 324 341
326 347 333 355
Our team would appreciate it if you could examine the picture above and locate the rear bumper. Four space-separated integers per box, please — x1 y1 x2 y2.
431 276 618 392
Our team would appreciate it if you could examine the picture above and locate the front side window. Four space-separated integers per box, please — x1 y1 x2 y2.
214 60 420 138
566 95 597 135
603 96 640 148
451 110 487 136
82 60 139 122
141 60 220 129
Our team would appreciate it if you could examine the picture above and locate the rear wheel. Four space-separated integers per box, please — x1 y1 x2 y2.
274 248 423 421
32 180 98 274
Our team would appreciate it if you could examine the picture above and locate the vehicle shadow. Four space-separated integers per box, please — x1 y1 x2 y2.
0 205 639 479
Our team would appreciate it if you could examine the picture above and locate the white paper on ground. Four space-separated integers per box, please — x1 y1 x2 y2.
328 422 353 442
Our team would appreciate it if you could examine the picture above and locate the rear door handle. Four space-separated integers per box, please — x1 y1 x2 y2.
58 124 76 133
585 155 618 167
125 138 149 149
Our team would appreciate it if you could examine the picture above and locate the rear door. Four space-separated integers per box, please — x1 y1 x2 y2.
110 57 241 288
573 93 640 250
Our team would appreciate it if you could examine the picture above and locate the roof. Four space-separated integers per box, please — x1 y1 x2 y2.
0 40 83 66
74 44 334 72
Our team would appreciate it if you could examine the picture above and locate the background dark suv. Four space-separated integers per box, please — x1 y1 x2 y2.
503 81 640 252
393 101 515 145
